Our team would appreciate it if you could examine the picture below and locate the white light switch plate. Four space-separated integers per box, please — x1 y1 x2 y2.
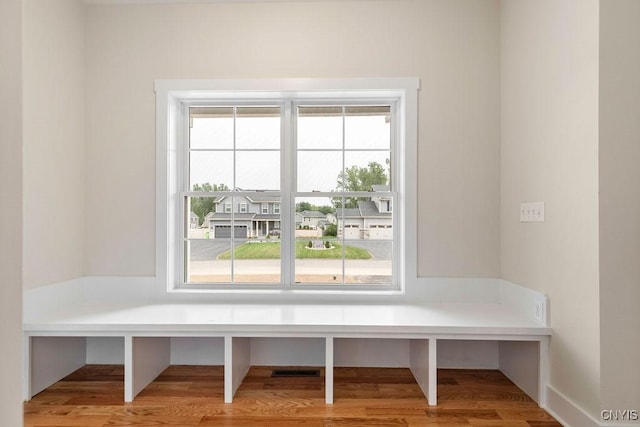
520 202 545 222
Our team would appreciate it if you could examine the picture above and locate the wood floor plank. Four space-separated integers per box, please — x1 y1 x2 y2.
438 369 515 386
104 415 203 426
425 408 501 422
496 409 560 422
158 404 227 417
468 421 530 427
24 404 75 416
525 422 564 427
24 365 561 427
66 406 167 417
199 415 325 426
323 417 409 426
436 401 546 411
437 385 535 403
295 405 368 417
406 422 471 427
24 414 111 426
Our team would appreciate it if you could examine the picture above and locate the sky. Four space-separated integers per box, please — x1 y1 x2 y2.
189 109 391 205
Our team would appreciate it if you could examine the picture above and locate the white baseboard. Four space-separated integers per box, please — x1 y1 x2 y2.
546 385 640 427
544 384 600 427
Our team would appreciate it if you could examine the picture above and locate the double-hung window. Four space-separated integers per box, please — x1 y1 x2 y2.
157 79 417 292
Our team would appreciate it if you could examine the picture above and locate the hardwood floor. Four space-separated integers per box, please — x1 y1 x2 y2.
24 365 562 426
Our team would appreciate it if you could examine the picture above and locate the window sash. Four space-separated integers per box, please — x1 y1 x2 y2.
178 98 399 289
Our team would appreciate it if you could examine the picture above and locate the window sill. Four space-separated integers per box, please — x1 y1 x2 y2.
168 284 404 296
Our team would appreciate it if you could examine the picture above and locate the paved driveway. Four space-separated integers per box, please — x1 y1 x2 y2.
189 239 244 261
344 240 392 260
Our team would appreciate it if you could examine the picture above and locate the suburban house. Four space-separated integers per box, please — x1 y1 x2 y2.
337 185 393 239
189 212 199 229
206 193 281 238
295 210 335 229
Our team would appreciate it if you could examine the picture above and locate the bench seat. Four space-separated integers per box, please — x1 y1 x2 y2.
25 302 549 335
24 301 551 406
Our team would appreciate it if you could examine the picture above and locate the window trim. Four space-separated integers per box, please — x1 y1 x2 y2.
155 78 419 294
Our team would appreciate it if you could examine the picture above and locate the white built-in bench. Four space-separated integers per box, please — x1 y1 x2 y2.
23 279 551 407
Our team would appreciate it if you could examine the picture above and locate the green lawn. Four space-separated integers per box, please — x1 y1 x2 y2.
217 240 371 260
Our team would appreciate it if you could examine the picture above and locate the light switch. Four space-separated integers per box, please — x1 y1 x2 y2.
520 202 545 222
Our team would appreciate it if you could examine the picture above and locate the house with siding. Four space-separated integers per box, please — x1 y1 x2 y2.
206 193 281 239
295 210 332 229
189 212 199 229
337 185 392 240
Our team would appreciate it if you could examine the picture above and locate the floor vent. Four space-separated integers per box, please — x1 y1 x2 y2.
271 369 321 377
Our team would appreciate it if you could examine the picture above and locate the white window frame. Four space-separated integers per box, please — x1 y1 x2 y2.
155 78 419 294
224 202 232 213
261 203 269 215
239 203 248 213
274 203 280 214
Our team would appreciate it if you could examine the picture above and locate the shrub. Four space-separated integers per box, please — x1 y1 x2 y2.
324 223 337 237
324 240 331 249
307 241 313 248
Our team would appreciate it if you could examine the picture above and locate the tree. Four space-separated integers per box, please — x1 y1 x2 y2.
295 201 313 212
191 183 229 226
296 202 335 215
335 161 388 208
317 205 334 215
338 161 388 192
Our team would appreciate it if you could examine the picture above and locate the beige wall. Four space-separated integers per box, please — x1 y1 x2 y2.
84 0 501 278
599 0 640 411
23 0 86 289
500 0 601 418
0 0 24 423
18 0 640 418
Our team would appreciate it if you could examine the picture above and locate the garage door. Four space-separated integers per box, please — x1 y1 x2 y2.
214 225 247 239
369 225 393 240
344 224 360 239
